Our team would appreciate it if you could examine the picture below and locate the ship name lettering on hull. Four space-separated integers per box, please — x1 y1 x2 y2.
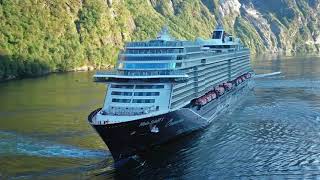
139 117 164 127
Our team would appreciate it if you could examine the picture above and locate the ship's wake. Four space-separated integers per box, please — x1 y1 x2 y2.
254 72 282 78
0 131 108 159
255 79 320 89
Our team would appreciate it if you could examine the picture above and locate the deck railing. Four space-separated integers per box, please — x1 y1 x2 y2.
95 70 186 77
126 41 195 47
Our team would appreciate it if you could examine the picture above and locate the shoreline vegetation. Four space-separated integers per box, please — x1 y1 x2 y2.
1 52 319 82
1 0 320 82
0 54 110 82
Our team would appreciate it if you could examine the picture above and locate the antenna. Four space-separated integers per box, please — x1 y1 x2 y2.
217 0 224 26
157 24 173 41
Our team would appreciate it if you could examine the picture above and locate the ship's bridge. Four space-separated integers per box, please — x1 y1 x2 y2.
196 24 243 52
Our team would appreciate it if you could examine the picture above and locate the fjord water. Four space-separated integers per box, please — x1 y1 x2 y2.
1 55 320 179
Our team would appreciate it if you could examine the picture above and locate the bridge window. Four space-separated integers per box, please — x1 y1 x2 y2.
136 85 164 89
132 99 155 103
134 92 160 96
111 91 132 96
110 84 134 89
112 99 131 103
212 31 222 39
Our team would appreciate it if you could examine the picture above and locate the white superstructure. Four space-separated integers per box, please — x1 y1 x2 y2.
92 25 251 125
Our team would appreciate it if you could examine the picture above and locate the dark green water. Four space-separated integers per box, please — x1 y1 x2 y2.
1 55 320 179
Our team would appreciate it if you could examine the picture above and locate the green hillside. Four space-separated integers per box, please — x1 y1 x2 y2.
0 0 319 80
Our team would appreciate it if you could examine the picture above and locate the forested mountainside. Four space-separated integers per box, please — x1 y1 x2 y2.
0 0 320 80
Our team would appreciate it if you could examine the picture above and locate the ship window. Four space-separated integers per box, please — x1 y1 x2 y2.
212 31 222 39
121 63 176 70
132 99 155 103
110 84 134 89
111 91 132 96
120 55 176 61
186 46 201 52
112 99 131 103
176 62 182 68
124 48 185 54
136 85 164 89
134 92 160 96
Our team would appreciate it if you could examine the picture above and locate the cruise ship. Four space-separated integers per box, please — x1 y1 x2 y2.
88 25 253 164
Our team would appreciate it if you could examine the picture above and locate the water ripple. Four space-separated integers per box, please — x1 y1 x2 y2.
0 131 108 159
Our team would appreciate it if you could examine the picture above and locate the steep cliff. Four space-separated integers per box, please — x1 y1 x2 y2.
0 0 319 80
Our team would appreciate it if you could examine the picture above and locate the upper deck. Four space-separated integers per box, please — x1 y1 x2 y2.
91 25 251 124
125 40 194 49
94 25 248 83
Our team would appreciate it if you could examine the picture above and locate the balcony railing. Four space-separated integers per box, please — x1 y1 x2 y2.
95 70 186 77
126 41 195 48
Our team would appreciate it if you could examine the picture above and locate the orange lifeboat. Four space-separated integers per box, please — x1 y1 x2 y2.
195 97 206 106
245 73 251 79
235 78 241 86
209 91 217 100
201 97 207 105
205 93 212 102
215 86 225 96
223 82 233 91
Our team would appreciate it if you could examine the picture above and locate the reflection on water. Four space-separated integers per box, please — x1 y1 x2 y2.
1 55 320 179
